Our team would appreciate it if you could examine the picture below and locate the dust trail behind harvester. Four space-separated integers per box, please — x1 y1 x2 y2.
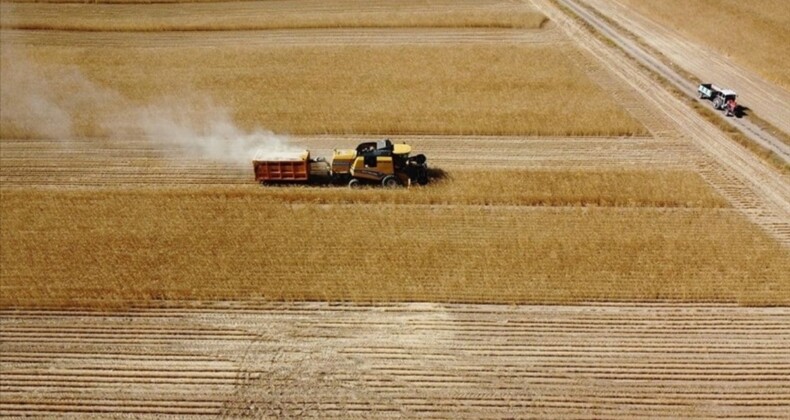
131 99 302 166
0 43 299 168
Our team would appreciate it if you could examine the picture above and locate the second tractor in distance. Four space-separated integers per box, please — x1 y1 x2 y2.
698 83 738 117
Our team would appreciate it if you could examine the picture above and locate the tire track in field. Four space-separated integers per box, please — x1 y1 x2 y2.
2 303 789 418
532 0 790 246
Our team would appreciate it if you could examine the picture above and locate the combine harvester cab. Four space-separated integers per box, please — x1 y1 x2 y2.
339 139 429 188
698 83 738 117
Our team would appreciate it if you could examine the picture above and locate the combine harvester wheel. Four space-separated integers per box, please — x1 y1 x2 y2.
382 176 399 188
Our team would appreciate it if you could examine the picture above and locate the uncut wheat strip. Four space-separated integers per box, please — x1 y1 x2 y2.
0 0 533 16
0 0 547 31
1 40 647 138
76 0 526 12
0 27 560 48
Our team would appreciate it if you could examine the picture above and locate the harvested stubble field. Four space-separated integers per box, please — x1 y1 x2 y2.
2 303 789 418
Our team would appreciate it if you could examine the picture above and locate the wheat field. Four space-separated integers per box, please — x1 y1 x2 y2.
2 42 646 138
616 0 790 89
0 0 786 311
1 188 787 308
249 169 729 208
0 0 549 31
2 1 790 417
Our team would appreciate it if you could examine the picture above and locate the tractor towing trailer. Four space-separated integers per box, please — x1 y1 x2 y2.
698 83 738 117
253 139 429 187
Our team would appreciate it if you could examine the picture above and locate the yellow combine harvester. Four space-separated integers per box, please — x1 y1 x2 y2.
254 139 429 187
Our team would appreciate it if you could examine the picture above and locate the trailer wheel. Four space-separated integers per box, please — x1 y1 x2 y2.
348 179 361 189
382 176 399 188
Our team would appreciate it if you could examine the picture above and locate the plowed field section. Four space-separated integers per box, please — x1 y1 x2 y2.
2 303 788 417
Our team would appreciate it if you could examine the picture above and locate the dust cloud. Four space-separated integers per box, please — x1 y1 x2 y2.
131 100 302 165
0 45 300 167
0 47 78 139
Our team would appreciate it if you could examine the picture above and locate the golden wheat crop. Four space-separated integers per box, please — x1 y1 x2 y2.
1 0 781 312
1 189 786 308
617 0 790 89
255 169 729 208
0 0 548 31
2 42 647 138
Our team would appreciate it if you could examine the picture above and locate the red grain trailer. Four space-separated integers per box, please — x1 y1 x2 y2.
253 151 310 184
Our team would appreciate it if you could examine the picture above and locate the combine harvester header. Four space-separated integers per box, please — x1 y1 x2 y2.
253 139 429 188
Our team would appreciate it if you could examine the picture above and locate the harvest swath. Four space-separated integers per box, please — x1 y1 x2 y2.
1 0 789 417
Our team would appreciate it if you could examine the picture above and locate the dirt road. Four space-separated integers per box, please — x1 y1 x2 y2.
2 303 788 418
557 0 789 162
581 0 790 138
535 0 790 246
